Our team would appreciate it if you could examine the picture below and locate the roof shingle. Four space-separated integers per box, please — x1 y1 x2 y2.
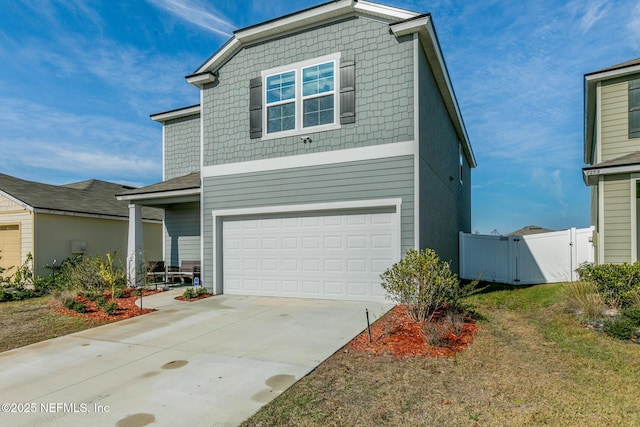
0 173 162 221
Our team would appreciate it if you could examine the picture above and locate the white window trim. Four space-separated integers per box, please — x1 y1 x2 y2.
261 52 341 140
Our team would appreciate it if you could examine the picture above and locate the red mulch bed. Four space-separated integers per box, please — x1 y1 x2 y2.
349 305 477 358
175 293 214 302
51 289 161 321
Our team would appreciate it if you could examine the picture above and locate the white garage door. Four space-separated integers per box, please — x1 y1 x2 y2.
222 211 398 302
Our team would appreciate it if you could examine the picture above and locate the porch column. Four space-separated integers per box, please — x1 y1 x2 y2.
127 204 144 287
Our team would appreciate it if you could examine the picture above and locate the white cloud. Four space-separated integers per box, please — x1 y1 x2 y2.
0 98 161 184
626 2 640 48
148 0 235 37
572 0 611 35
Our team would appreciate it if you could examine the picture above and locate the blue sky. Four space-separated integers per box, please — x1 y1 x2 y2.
1 0 639 234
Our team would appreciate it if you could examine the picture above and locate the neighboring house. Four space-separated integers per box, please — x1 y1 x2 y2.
0 173 163 277
118 0 476 302
583 57 640 264
508 225 554 236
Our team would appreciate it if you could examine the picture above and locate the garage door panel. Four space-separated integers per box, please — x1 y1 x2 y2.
222 210 397 302
0 224 21 273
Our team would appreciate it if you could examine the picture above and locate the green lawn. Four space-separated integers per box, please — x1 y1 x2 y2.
0 296 111 353
242 283 640 426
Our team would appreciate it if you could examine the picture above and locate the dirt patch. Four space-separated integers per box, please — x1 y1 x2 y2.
349 305 477 358
51 289 161 321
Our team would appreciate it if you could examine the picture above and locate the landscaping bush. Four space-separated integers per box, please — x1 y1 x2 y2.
622 306 640 327
196 287 207 297
102 301 118 316
0 288 13 302
62 297 86 313
95 295 108 308
112 288 126 299
380 248 479 322
603 316 637 341
576 263 640 307
183 287 196 299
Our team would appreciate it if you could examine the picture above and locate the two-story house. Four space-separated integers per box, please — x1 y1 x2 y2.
118 0 476 302
583 58 640 264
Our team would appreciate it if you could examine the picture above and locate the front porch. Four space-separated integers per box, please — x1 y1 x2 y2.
116 172 202 288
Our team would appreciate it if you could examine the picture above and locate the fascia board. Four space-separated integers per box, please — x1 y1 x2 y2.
150 105 201 122
585 64 640 82
353 1 418 21
192 3 353 76
191 0 419 76
236 1 355 44
32 208 155 222
0 189 33 212
185 71 218 88
582 163 640 185
391 17 477 168
116 188 201 202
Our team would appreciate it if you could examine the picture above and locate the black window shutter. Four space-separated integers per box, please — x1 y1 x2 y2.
340 58 355 124
250 77 262 139
630 79 640 139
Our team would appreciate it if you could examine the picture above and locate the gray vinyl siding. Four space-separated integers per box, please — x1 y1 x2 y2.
202 15 414 167
417 38 470 273
164 202 200 267
164 114 201 180
201 156 415 288
602 175 631 263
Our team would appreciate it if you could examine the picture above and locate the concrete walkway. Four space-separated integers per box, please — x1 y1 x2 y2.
0 292 391 426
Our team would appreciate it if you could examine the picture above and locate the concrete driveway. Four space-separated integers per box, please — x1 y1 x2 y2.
0 292 391 426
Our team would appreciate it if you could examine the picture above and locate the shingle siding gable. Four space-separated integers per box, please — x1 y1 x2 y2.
202 16 414 167
164 114 201 180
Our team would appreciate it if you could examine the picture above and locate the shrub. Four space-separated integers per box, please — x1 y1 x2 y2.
562 281 605 319
380 248 478 323
102 301 118 316
72 300 87 313
62 297 86 313
576 263 640 307
622 306 640 326
183 288 196 299
422 319 451 347
112 288 126 299
603 316 637 341
196 287 207 297
84 292 99 302
95 295 107 308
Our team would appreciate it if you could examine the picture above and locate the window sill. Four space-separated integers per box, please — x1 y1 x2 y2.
260 122 341 141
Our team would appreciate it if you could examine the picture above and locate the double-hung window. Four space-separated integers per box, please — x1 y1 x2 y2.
266 71 296 133
262 53 341 138
301 62 335 128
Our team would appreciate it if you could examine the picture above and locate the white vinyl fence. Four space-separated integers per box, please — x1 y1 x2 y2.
459 228 594 285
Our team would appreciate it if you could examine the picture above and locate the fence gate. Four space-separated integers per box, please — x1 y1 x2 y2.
459 228 594 285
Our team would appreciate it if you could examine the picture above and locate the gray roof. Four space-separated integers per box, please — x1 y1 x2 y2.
508 225 554 236
583 151 640 170
0 173 163 221
118 172 200 197
586 57 640 76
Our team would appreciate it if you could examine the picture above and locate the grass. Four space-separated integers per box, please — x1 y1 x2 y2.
242 283 640 426
0 296 111 353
